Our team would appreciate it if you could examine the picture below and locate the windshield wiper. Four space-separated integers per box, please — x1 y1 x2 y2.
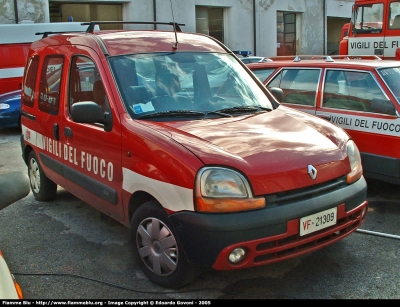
137 110 205 119
213 106 272 114
206 111 233 117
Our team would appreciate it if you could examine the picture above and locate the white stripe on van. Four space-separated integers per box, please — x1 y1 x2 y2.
0 67 24 79
122 167 195 212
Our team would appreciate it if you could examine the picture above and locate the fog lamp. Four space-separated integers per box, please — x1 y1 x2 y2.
228 247 247 264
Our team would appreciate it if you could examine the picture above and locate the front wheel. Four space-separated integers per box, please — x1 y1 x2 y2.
130 200 202 288
28 151 57 201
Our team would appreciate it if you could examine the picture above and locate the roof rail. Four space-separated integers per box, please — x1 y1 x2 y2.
35 31 85 38
269 54 383 62
269 55 334 61
329 55 382 60
81 21 185 33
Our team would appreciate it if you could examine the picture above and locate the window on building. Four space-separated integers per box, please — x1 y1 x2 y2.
49 2 122 29
277 12 296 56
196 6 224 43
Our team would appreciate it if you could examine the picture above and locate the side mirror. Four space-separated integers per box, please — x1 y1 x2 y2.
0 171 30 210
71 101 113 132
268 87 283 102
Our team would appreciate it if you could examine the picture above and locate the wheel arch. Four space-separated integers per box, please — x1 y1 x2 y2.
128 190 159 224
21 143 34 166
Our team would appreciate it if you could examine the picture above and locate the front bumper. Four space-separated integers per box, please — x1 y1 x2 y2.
169 176 367 270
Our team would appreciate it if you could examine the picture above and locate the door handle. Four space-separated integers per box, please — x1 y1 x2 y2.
53 123 59 140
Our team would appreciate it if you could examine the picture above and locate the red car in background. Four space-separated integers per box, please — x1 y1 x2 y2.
247 55 400 185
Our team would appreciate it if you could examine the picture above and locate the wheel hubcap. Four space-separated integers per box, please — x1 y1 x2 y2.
136 217 178 276
29 158 40 193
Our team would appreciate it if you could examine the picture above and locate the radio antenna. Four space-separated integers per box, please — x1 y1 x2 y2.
170 0 178 50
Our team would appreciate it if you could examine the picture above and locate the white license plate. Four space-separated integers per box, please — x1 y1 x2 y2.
300 207 337 236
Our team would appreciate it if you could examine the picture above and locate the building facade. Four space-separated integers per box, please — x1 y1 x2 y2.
0 0 354 56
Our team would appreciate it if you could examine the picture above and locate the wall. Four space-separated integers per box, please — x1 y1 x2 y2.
124 0 352 57
0 0 49 23
0 0 354 56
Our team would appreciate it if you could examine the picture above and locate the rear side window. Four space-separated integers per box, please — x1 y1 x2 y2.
323 70 391 114
38 55 64 115
22 56 40 108
251 68 276 82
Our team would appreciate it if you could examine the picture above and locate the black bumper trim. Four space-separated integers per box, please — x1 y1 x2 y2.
169 176 367 267
40 152 118 204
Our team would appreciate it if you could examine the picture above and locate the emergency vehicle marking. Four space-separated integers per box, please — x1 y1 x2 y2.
39 93 57 105
347 37 400 57
22 124 192 211
319 112 400 136
122 167 195 212
0 67 24 79
22 125 114 181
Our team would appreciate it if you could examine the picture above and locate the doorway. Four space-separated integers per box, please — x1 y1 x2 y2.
277 11 296 56
49 2 123 30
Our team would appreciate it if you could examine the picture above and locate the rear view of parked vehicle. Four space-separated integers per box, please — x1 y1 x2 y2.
20 22 368 288
0 90 21 129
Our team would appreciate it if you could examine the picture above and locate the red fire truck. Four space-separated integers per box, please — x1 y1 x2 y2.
339 0 400 60
0 22 90 95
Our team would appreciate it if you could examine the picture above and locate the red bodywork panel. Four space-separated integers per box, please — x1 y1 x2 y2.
0 43 30 95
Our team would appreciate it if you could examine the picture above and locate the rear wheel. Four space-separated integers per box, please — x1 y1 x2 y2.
130 200 202 288
28 151 57 201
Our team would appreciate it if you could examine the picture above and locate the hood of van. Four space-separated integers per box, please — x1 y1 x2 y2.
143 106 351 195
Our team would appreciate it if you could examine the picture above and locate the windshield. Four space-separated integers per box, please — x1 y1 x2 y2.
352 3 383 33
108 52 274 120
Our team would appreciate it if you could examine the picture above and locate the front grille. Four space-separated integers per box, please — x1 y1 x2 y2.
265 176 347 207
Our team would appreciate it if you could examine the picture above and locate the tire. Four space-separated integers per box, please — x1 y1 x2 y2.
27 151 57 201
131 200 202 288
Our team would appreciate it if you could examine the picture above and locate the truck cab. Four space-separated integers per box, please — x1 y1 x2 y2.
339 0 400 59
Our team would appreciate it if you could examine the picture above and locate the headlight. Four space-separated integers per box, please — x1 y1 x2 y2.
194 167 265 213
346 140 363 184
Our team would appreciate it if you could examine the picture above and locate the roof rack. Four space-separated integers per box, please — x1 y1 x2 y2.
329 55 382 60
81 21 185 33
268 54 382 62
35 31 85 38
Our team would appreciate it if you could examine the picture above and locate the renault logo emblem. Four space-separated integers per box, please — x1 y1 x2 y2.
308 165 317 180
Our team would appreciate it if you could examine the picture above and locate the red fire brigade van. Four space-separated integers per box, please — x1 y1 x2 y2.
0 22 90 95
20 21 368 288
339 0 400 59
